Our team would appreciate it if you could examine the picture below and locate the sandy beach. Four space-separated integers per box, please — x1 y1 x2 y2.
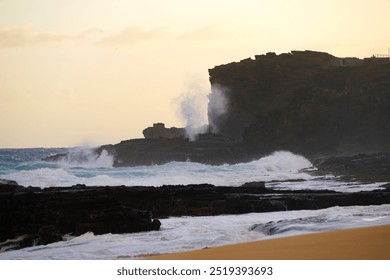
146 225 390 260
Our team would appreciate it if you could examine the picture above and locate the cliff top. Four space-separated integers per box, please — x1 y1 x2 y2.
210 50 389 75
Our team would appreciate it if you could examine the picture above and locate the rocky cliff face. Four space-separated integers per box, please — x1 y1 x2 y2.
209 50 390 157
44 50 390 166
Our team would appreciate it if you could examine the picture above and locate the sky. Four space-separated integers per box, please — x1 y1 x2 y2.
1 0 389 148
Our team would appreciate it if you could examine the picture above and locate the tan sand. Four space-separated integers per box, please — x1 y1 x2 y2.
146 225 390 260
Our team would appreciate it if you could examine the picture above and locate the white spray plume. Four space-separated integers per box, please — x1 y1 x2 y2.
176 80 229 140
207 83 229 133
176 79 209 140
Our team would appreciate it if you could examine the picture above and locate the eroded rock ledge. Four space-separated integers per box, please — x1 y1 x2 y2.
1 181 389 251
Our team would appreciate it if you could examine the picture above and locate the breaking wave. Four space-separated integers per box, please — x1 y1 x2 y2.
2 150 313 188
56 148 114 168
1 149 386 191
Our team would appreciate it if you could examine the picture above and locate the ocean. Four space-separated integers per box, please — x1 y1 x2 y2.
0 147 389 259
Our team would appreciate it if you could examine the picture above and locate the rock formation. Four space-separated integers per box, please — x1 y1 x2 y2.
44 50 390 166
142 123 185 139
94 133 247 166
208 50 390 157
1 179 390 251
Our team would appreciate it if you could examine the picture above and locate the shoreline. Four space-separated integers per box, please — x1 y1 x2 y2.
146 224 390 260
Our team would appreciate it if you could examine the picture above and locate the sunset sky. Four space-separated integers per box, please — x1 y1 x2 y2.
1 0 389 148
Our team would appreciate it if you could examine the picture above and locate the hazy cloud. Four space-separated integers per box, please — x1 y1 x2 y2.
178 25 230 41
95 26 168 47
0 23 229 48
0 24 98 48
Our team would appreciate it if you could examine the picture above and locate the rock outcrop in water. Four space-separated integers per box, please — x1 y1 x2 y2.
209 50 390 157
45 133 248 167
50 133 248 167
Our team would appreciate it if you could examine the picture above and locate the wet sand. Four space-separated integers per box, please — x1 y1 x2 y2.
146 225 390 260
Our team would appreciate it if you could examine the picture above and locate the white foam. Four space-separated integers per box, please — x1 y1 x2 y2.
1 204 389 259
2 150 386 192
57 148 114 168
3 168 80 188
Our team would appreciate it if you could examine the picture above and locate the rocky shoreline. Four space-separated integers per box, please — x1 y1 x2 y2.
1 178 390 252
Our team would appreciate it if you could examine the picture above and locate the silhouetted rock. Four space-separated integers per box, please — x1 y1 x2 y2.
0 179 19 186
143 123 185 139
313 152 390 182
0 179 23 193
0 186 161 251
209 50 390 156
1 180 389 251
44 50 390 167
97 133 248 166
43 133 247 167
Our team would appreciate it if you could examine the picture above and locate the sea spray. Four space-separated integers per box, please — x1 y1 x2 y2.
208 83 229 133
1 149 386 192
1 150 313 188
175 79 229 140
57 148 114 168
176 79 208 140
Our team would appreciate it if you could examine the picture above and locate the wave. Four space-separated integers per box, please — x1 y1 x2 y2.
249 204 390 236
2 168 124 188
56 148 114 168
2 150 314 188
2 204 390 259
2 150 387 192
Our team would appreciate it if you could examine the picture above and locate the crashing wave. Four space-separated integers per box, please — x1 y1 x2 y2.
57 148 114 168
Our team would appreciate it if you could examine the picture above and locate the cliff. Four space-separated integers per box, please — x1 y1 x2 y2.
209 50 390 157
44 50 390 166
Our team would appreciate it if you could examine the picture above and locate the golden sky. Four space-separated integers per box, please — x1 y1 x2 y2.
1 0 389 148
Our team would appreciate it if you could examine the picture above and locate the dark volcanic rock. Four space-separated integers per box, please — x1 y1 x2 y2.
0 179 24 193
44 50 390 167
43 133 247 167
314 152 390 182
208 50 390 156
0 179 19 186
1 181 389 251
0 186 160 250
97 133 248 166
143 122 185 139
